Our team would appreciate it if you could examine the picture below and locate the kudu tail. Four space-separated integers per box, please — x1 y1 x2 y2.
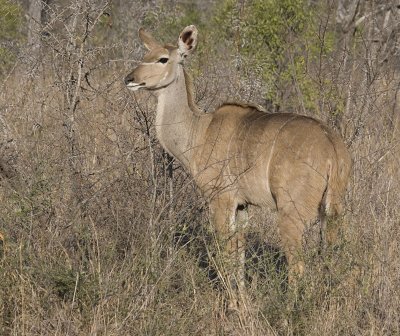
322 135 352 245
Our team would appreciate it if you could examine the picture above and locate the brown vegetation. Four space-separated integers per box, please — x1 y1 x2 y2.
0 0 399 335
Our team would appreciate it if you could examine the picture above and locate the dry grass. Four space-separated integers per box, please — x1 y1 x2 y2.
0 1 399 335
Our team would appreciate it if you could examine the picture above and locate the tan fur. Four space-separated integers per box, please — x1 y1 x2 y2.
125 26 351 294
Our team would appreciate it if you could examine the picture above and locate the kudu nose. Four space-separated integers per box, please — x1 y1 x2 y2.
124 73 135 85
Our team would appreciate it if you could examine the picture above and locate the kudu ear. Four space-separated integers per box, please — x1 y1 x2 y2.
138 28 161 50
178 25 198 58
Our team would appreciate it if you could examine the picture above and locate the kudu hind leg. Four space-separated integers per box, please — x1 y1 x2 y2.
235 204 248 289
277 213 305 284
321 201 345 248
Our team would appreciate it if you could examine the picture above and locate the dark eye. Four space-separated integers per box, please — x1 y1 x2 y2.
158 57 169 64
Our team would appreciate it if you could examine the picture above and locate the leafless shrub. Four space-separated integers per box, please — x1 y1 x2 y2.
0 0 399 335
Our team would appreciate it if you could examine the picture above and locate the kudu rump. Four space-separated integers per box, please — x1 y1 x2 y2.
125 25 351 302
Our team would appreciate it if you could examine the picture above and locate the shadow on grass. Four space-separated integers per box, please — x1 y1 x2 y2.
173 220 288 291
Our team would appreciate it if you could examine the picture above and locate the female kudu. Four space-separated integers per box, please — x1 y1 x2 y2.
125 25 351 301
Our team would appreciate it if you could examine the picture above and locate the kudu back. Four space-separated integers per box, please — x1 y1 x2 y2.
125 25 351 293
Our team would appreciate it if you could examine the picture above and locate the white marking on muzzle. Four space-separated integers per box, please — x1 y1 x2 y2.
126 82 144 91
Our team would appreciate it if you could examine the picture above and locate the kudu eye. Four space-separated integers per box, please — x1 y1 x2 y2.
157 57 169 64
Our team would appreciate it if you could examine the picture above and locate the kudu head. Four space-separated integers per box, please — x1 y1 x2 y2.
125 25 198 91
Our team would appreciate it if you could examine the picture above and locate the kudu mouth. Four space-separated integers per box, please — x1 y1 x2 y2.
124 74 146 90
125 82 146 91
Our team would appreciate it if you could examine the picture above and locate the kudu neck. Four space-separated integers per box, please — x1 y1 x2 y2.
154 65 208 170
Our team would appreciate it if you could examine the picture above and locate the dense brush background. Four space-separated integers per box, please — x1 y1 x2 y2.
0 0 399 335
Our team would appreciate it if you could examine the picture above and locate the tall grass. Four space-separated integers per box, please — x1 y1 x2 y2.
0 0 399 335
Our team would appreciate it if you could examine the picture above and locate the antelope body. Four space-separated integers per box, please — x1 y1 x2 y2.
125 25 351 296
